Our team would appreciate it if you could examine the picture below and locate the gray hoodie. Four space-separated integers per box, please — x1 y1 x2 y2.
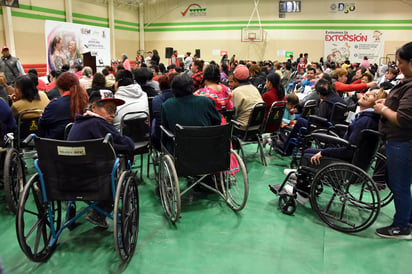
114 83 149 130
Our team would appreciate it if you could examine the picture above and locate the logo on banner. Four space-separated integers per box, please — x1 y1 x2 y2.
330 2 356 14
181 3 207 16
373 30 383 41
324 30 384 64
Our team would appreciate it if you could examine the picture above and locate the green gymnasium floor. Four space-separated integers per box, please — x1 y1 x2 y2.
0 146 410 274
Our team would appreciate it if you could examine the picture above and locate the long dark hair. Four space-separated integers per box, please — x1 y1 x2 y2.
49 36 61 55
266 72 285 99
397 41 412 61
15 75 39 102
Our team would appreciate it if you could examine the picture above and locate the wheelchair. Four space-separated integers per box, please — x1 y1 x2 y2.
15 134 139 262
1 133 26 213
269 129 389 233
1 110 43 213
157 123 248 223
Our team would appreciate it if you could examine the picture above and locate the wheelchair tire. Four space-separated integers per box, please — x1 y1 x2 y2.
149 148 160 179
159 154 181 223
309 163 381 233
368 152 393 207
114 170 139 262
257 137 267 166
278 194 297 215
221 150 249 211
16 174 62 262
3 148 25 214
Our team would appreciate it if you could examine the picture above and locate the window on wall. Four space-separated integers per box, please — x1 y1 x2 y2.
279 1 301 13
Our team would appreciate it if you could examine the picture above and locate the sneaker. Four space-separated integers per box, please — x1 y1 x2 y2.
86 210 109 229
376 225 411 239
262 135 272 148
283 184 294 195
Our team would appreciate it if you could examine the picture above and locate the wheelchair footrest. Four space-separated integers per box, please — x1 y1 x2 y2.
269 184 292 196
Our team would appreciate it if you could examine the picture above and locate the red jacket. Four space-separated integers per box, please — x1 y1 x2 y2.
334 81 367 92
262 87 285 132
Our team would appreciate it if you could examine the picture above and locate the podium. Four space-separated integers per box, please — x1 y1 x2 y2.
82 52 96 74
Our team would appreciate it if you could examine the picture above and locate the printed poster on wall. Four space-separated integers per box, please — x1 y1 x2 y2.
45 20 110 73
324 30 384 64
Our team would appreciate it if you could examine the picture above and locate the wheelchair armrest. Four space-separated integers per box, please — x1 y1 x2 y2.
22 133 35 145
308 115 329 126
309 132 352 147
160 125 175 139
230 119 241 128
333 123 348 131
330 124 348 137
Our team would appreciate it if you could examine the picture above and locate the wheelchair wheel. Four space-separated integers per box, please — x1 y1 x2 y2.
310 163 381 233
221 150 248 211
16 174 62 262
278 194 297 215
257 137 267 166
149 148 160 179
114 170 139 262
369 152 393 207
159 154 181 223
3 148 26 213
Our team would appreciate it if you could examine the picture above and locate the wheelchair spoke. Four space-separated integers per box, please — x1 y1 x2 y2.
158 155 180 222
323 192 337 214
114 172 139 261
24 218 43 241
310 163 381 233
222 150 248 211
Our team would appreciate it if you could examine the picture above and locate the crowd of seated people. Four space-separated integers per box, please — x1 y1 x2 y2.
0 46 409 238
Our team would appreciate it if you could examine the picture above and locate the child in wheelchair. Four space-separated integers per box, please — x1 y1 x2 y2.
67 89 134 228
263 93 299 148
272 78 345 156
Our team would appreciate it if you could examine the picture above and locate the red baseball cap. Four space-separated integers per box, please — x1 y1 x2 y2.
1 46 9 52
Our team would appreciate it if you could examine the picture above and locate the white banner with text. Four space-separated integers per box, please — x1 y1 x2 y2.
324 30 384 64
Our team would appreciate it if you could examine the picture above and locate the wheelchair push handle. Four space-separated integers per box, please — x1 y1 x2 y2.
23 133 37 145
103 133 113 144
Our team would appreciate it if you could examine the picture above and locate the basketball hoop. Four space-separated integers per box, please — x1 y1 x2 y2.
248 33 257 41
241 27 264 42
